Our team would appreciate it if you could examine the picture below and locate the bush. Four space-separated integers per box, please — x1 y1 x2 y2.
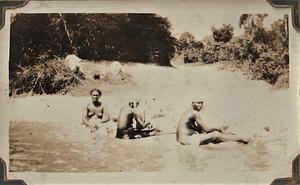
211 24 234 43
10 58 85 95
201 42 219 64
183 49 201 63
200 15 289 87
217 42 237 62
250 51 288 84
177 32 204 63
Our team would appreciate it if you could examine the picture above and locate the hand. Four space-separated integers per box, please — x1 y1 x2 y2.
90 125 99 133
146 123 153 129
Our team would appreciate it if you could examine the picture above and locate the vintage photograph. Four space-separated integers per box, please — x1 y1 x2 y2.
6 9 294 182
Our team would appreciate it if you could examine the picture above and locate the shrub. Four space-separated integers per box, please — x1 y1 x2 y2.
201 42 219 64
183 48 201 63
197 15 288 87
211 24 234 43
217 42 237 62
249 51 288 84
10 58 85 95
178 32 204 63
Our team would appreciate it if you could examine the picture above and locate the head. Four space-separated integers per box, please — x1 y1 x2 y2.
192 101 203 111
90 89 102 102
128 100 140 109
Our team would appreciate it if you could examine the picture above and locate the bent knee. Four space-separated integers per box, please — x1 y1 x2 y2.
177 135 191 145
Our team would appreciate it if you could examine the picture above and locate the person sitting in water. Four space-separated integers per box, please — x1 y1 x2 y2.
116 100 157 139
176 101 249 145
82 88 110 133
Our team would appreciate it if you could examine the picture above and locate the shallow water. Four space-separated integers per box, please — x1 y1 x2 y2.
9 121 287 175
9 121 168 172
7 63 294 183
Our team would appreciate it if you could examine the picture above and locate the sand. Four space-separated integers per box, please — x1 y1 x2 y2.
8 61 295 183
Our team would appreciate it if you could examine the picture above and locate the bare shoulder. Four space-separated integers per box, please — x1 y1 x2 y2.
179 108 194 120
119 106 129 114
133 107 143 114
183 108 194 115
193 110 202 117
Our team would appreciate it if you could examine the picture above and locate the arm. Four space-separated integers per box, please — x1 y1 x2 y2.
206 127 222 133
100 105 110 123
81 105 89 125
134 109 150 129
193 113 222 133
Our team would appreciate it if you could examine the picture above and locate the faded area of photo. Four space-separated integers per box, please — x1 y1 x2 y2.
8 13 291 183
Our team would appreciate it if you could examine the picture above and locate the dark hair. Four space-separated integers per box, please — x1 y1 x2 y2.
192 101 203 105
90 88 102 96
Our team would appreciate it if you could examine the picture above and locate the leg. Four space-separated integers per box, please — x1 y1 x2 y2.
116 128 125 139
215 132 248 144
134 129 157 138
177 137 191 145
176 131 192 145
127 127 136 139
199 131 248 145
116 127 133 139
136 121 151 130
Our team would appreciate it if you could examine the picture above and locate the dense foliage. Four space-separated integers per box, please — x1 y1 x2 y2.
10 14 176 68
178 14 289 87
9 13 177 95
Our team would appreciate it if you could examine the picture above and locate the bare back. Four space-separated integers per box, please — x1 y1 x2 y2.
117 107 134 129
117 107 146 129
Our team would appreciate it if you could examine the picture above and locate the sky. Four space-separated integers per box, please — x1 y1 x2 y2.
9 0 288 42
159 12 287 40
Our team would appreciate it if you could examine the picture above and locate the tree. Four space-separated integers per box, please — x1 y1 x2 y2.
211 24 234 43
10 13 177 68
239 14 268 43
178 32 196 51
9 13 72 80
268 15 289 52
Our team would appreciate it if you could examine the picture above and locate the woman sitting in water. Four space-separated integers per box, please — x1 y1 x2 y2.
82 88 110 133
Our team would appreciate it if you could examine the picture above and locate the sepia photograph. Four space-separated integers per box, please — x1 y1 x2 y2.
0 0 299 184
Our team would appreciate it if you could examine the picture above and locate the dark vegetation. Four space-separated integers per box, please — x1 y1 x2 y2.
9 13 176 95
10 59 85 95
9 14 289 96
178 14 289 87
